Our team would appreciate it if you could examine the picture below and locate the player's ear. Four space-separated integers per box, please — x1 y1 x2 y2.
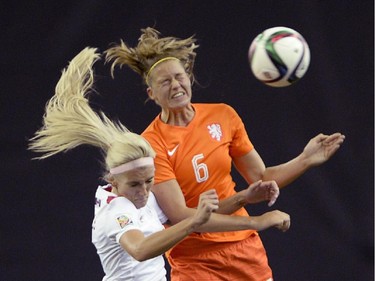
147 87 155 100
106 174 116 185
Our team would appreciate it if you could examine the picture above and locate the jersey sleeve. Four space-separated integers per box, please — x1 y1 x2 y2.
142 122 177 184
104 198 140 244
148 192 169 224
152 142 177 184
227 105 254 157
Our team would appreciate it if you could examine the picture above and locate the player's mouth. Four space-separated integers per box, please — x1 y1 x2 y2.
171 92 184 99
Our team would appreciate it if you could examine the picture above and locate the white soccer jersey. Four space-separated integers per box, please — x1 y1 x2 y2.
92 185 168 281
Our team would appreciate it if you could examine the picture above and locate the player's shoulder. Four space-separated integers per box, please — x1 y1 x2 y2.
195 103 238 119
142 116 158 134
109 196 137 212
142 117 162 141
193 103 235 112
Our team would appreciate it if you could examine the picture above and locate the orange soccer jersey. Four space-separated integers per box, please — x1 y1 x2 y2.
142 103 256 244
142 103 273 280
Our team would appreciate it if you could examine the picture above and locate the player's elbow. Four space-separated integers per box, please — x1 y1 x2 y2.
132 251 151 262
127 245 155 262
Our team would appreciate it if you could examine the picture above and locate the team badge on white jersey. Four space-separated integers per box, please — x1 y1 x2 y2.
207 124 222 141
116 215 132 228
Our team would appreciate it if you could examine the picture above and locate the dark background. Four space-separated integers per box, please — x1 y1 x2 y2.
1 1 373 280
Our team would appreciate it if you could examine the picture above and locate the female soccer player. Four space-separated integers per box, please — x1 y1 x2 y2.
29 47 291 281
105 27 345 280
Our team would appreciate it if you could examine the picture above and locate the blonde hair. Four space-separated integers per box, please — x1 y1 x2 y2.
28 47 155 173
105 27 199 85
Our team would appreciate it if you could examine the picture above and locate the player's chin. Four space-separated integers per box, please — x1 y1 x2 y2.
169 97 190 108
134 197 148 208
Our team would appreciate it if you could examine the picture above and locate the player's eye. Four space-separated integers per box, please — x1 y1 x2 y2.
176 74 185 81
161 79 170 86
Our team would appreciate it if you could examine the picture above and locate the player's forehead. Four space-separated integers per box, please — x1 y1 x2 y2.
153 60 186 78
121 165 155 181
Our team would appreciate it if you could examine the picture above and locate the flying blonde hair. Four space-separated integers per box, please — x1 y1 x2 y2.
105 27 199 85
28 47 155 173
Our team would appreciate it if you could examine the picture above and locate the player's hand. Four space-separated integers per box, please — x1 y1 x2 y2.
302 133 345 167
245 180 280 207
255 210 291 232
194 189 219 225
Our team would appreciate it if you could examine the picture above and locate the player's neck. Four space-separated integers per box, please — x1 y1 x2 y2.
161 106 195 126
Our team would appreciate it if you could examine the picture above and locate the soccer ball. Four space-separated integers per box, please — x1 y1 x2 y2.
248 26 310 87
